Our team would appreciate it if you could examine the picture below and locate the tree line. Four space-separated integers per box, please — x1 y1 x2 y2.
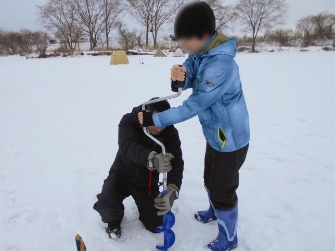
296 12 335 47
37 0 185 51
0 29 50 56
0 0 335 56
236 11 335 50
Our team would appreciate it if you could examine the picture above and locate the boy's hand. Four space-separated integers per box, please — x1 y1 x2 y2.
147 151 174 173
171 65 186 81
138 111 154 127
138 112 143 124
155 183 179 216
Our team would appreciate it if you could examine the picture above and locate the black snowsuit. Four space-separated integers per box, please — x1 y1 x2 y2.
93 106 184 233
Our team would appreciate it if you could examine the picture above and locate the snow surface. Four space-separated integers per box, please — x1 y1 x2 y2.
0 51 335 251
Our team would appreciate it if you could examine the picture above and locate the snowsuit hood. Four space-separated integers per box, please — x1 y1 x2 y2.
130 105 144 126
111 106 184 189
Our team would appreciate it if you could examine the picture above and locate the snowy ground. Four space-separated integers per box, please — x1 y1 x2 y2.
0 51 334 251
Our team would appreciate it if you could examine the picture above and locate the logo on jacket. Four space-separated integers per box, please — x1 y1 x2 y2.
205 81 214 87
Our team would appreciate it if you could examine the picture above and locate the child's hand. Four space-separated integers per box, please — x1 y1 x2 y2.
171 65 186 81
138 112 143 125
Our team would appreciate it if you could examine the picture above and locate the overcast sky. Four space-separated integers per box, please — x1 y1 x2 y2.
1 0 335 35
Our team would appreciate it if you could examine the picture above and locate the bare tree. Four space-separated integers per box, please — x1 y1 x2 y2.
312 12 335 40
37 0 83 51
134 29 144 48
117 23 142 51
204 0 236 32
150 0 184 48
0 31 20 55
312 12 328 40
234 0 289 52
325 14 335 39
125 0 154 47
74 0 105 50
15 29 33 54
296 15 315 47
32 31 51 56
296 15 314 37
101 0 124 49
0 29 6 55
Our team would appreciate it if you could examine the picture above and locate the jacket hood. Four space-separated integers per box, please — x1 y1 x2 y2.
131 105 174 131
129 105 143 128
131 105 143 114
204 31 237 58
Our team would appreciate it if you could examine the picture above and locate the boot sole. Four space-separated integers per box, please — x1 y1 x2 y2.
207 243 237 251
194 214 217 224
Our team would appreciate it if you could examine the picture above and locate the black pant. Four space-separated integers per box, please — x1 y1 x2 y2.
204 143 249 209
93 171 163 233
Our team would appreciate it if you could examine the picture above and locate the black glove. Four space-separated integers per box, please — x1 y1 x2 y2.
147 151 174 173
142 110 154 127
171 65 186 92
171 79 186 92
154 184 179 216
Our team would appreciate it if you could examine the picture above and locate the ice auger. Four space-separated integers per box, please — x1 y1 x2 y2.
142 78 184 251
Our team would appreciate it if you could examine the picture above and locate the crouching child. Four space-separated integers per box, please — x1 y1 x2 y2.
94 99 184 238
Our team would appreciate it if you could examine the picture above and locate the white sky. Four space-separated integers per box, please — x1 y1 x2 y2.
1 0 335 36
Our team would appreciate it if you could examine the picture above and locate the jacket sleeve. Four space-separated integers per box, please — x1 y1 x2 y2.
182 55 195 90
153 55 233 128
165 128 184 190
118 114 152 167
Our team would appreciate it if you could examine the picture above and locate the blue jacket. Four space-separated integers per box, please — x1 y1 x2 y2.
153 33 250 152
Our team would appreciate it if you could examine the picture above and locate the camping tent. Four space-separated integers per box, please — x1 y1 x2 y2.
173 48 185 57
110 50 129 65
153 48 167 57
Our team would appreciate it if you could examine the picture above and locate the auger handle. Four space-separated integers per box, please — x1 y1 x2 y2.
142 88 182 190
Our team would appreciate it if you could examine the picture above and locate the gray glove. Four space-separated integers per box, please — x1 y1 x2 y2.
154 183 179 216
147 151 174 173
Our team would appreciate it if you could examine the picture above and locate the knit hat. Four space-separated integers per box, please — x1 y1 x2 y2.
174 1 216 40
146 98 171 113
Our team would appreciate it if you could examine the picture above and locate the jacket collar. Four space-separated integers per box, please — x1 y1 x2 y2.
190 31 229 60
204 31 229 54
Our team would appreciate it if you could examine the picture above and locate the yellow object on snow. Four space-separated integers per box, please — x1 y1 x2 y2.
110 50 129 65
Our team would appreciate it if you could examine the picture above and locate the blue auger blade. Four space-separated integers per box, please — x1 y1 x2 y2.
156 211 175 232
164 211 175 229
156 211 176 250
156 229 176 251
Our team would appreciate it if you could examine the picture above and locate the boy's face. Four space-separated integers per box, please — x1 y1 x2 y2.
178 34 210 54
147 110 165 135
147 125 165 135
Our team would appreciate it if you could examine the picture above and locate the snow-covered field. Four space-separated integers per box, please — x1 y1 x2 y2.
0 51 334 251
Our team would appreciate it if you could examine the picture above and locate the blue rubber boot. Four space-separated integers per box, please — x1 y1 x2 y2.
194 203 217 223
207 204 238 251
194 190 217 223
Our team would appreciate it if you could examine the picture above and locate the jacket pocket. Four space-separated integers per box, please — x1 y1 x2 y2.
218 128 227 149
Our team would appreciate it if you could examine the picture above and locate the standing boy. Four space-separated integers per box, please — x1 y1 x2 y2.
138 2 249 251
